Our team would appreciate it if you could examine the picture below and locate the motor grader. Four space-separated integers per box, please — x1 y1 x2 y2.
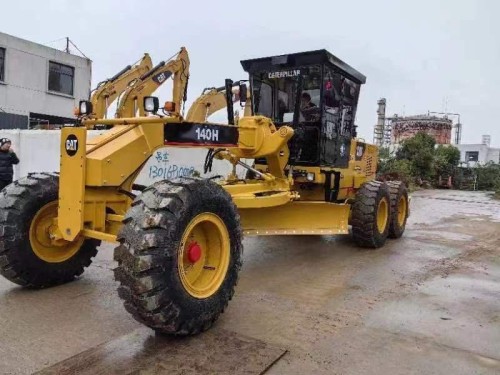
0 48 409 336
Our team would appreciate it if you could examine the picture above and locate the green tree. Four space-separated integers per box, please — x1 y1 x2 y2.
378 147 390 160
435 145 461 176
396 132 436 180
376 147 393 175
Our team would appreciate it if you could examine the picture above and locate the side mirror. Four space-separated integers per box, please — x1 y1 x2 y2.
239 83 247 106
143 96 159 114
77 100 93 116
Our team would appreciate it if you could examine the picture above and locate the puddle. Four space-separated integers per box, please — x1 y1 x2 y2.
365 270 500 361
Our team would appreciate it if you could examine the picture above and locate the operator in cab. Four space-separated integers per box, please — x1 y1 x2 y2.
300 92 316 109
300 92 320 122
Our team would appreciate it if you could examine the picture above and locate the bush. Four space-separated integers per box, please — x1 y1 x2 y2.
376 133 500 191
378 158 413 186
475 162 500 191
377 133 463 189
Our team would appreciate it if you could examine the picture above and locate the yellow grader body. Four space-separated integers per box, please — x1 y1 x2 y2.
57 115 374 243
0 47 408 336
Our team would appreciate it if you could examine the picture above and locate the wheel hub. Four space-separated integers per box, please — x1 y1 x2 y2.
187 242 202 263
376 197 389 233
397 196 407 226
29 201 84 263
178 213 230 299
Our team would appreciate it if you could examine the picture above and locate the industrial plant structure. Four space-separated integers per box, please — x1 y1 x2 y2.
373 98 462 147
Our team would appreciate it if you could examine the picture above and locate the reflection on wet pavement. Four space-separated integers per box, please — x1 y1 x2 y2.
36 328 286 375
0 189 499 374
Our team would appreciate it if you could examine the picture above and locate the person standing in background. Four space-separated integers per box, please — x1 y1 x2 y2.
0 138 19 190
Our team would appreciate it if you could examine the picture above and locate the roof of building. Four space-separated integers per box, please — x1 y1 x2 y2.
0 31 91 62
458 144 500 150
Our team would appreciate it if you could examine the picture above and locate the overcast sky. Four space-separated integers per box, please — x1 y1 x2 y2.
2 0 499 145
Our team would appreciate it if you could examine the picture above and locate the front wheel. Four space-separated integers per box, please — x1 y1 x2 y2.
114 177 243 335
0 173 99 288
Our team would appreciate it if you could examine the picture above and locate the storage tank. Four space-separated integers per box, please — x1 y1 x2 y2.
391 115 452 144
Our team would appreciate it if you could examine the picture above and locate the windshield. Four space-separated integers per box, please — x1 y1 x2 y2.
251 65 322 123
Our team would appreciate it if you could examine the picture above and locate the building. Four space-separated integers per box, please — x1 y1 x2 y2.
0 32 91 129
457 135 500 167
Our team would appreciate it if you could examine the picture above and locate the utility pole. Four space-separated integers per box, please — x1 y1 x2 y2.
65 37 70 54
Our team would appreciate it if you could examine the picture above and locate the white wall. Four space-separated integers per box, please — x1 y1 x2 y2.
486 147 500 164
457 143 499 166
0 32 91 119
0 130 249 185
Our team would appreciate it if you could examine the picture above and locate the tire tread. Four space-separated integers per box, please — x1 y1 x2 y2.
114 177 242 335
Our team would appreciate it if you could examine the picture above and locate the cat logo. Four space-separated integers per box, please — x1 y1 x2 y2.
65 134 79 157
156 73 167 83
152 71 173 85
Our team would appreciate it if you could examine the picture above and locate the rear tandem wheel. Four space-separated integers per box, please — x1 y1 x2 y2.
350 180 392 248
387 181 409 238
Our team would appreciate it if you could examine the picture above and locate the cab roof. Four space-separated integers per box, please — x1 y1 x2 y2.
240 49 366 85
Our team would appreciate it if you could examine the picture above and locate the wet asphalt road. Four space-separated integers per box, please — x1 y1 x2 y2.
0 189 499 374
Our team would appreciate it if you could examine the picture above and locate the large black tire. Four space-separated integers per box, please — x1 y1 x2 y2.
387 181 409 239
114 177 243 336
351 180 391 248
0 173 100 288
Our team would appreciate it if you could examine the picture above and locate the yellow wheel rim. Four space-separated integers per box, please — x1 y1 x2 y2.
29 202 83 263
397 195 407 227
178 213 230 299
376 197 389 234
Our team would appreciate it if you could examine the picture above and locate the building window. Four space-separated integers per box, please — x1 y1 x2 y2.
0 48 5 82
465 151 479 162
48 61 74 96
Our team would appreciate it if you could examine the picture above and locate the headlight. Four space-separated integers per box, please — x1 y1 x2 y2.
306 172 315 182
143 96 159 113
78 100 93 116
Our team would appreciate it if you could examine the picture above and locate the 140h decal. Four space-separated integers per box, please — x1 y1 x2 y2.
195 127 219 142
164 123 239 146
